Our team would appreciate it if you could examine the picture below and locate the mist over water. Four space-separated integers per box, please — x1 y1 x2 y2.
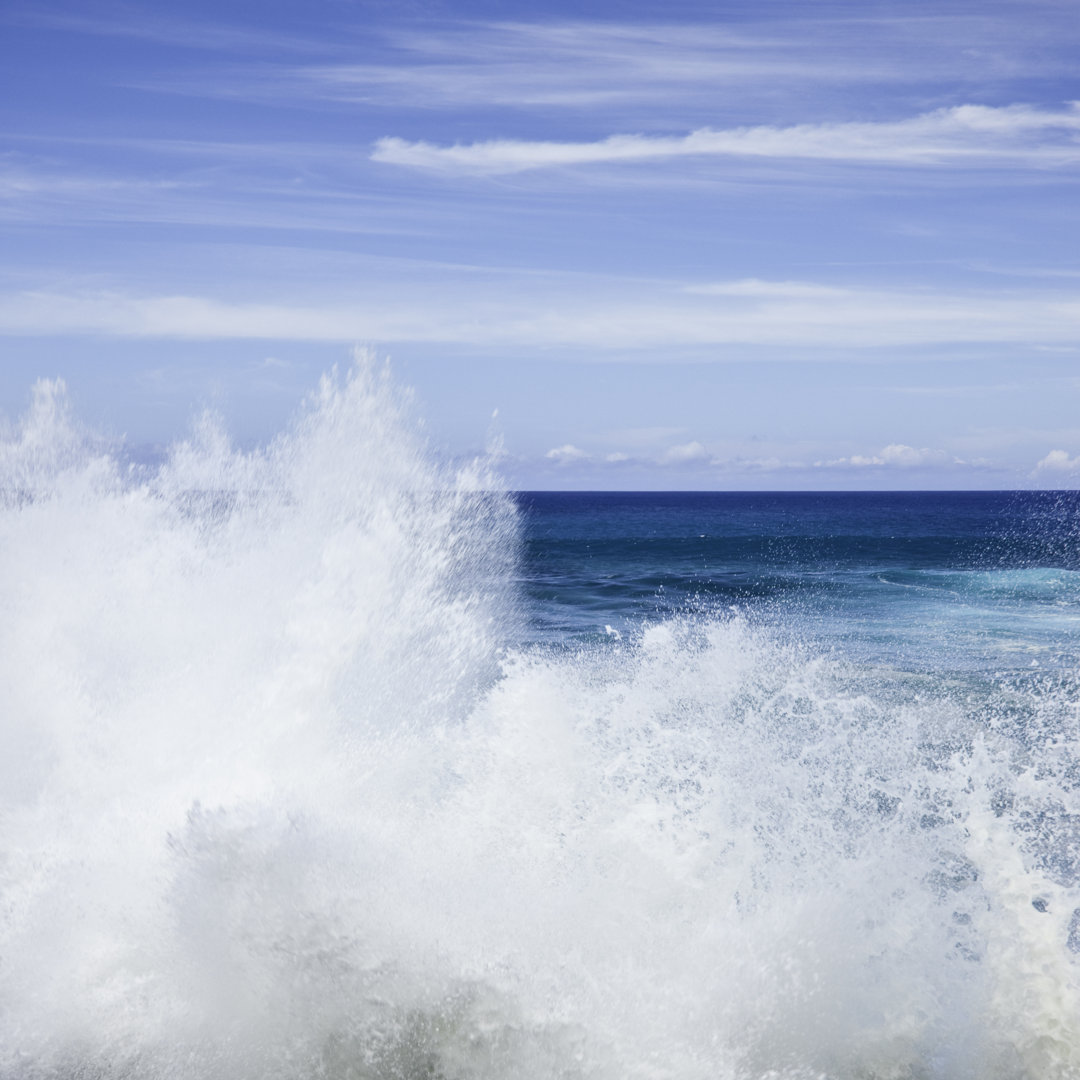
2 361 1080 1079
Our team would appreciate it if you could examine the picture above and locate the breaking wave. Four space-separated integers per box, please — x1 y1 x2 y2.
1 360 1079 1079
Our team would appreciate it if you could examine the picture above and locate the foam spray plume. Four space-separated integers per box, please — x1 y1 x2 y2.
1 360 1079 1079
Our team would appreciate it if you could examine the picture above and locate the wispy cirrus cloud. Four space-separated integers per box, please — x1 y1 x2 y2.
284 21 891 111
372 102 1080 176
0 169 183 199
5 4 329 55
114 12 1080 117
684 280 851 299
0 276 1078 351
0 150 429 234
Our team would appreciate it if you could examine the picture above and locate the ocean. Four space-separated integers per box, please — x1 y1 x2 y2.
517 490 1080 667
2 366 1079 1079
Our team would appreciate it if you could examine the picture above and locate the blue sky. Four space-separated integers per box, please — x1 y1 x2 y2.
2 0 1079 489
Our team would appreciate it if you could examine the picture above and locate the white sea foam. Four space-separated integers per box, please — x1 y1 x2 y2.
1 359 1079 1079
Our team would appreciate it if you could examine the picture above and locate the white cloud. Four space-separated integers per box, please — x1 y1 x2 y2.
545 443 712 468
538 443 721 469
1035 449 1080 472
879 443 951 466
711 455 796 472
819 444 957 468
529 441 1009 478
545 443 588 464
372 102 1080 176
659 440 709 465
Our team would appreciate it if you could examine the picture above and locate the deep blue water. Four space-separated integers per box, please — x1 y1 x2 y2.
515 490 1080 675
